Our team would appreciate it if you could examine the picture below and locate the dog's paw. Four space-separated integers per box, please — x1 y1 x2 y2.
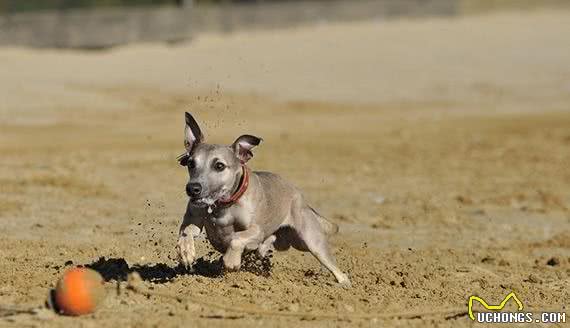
336 274 352 288
256 245 273 258
257 235 276 258
338 280 352 289
177 235 196 269
222 253 242 271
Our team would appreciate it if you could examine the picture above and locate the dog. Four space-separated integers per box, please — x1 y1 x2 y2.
176 112 350 286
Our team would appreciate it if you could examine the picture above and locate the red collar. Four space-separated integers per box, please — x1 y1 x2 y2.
216 166 250 207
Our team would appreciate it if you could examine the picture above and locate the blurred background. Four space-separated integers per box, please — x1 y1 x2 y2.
1 0 568 48
1 1 569 327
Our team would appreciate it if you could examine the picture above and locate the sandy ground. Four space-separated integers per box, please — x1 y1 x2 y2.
1 8 570 328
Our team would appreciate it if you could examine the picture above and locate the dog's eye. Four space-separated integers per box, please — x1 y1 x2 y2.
187 159 195 169
214 162 226 172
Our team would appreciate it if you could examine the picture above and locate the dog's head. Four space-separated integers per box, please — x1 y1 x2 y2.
178 112 262 207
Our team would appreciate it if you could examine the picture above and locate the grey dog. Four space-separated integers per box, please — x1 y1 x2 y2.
176 112 350 286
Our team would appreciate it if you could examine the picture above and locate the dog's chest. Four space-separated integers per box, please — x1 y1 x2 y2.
209 211 234 226
204 209 250 252
204 220 234 252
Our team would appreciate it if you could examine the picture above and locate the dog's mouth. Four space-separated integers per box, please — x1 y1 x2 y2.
189 189 229 207
190 191 225 207
190 197 215 207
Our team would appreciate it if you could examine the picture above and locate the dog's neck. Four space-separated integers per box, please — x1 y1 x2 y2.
216 165 250 208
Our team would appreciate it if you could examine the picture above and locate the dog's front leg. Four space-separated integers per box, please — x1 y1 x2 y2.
177 212 204 270
223 225 263 271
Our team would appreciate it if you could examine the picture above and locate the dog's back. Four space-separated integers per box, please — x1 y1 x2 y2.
253 171 338 235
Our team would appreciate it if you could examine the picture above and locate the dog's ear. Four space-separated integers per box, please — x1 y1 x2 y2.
184 112 203 153
232 135 262 164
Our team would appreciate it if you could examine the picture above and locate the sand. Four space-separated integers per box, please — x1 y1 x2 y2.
0 8 569 327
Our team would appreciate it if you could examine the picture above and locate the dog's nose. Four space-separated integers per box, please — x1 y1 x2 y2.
186 183 202 197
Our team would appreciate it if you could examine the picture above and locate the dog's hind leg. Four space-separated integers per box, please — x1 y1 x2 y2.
293 201 351 286
305 234 351 286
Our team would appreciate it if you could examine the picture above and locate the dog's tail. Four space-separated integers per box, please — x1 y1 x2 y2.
308 206 339 235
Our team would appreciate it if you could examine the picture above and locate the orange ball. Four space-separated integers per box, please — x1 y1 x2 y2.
54 267 106 316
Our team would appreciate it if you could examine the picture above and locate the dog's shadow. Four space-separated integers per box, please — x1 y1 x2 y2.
82 251 272 284
84 256 220 283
